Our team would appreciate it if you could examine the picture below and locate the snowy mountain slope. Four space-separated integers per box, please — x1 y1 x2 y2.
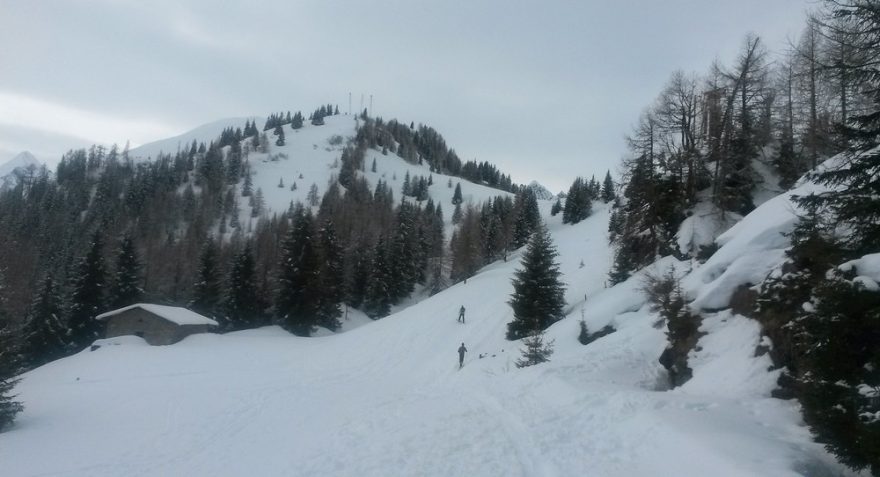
137 114 514 237
129 117 259 160
0 190 851 476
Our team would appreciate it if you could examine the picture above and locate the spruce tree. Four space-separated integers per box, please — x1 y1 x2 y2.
601 170 616 203
273 125 285 146
506 222 566 340
67 230 107 350
191 238 223 318
511 189 540 249
0 324 23 432
223 243 262 331
550 198 562 216
452 182 463 205
515 321 555 368
20 274 68 367
784 264 880 473
110 234 143 308
562 177 591 224
242 168 253 197
315 220 343 331
364 239 393 319
276 209 321 335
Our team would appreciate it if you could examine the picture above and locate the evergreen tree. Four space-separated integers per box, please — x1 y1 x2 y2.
67 230 107 350
110 234 143 308
20 274 68 367
452 202 463 224
252 188 265 217
562 177 592 224
515 321 555 368
191 238 223 318
364 239 393 319
550 198 562 216
511 189 540 249
388 203 419 300
506 223 566 340
452 182 463 205
789 267 880 473
307 184 320 207
276 209 321 335
0 324 23 432
402 171 412 196
273 125 285 146
242 167 253 197
315 220 343 330
223 243 262 331
645 268 702 387
601 170 616 203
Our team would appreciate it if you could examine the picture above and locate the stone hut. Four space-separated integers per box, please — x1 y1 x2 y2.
96 303 218 345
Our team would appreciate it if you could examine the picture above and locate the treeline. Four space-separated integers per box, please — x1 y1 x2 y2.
609 2 880 472
356 117 517 192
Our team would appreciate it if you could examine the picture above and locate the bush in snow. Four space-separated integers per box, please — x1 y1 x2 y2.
516 321 554 368
644 267 702 388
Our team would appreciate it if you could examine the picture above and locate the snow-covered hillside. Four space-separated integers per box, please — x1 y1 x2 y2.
0 171 853 476
133 115 513 238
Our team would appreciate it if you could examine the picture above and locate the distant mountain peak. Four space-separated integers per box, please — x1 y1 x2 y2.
2 150 39 169
0 151 43 190
526 180 554 200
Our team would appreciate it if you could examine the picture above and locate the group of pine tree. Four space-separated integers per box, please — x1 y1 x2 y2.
0 99 607 431
607 1 880 473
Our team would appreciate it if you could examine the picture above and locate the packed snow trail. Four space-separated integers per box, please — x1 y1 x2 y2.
0 183 854 475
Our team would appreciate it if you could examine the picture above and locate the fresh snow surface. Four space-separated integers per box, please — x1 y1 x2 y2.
1 191 852 476
95 303 219 327
682 176 828 311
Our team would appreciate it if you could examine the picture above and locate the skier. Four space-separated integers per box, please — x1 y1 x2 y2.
458 342 467 368
458 305 466 323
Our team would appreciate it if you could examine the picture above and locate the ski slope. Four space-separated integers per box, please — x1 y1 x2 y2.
0 189 853 476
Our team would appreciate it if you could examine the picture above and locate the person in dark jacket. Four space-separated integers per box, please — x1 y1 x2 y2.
458 306 466 323
458 342 467 368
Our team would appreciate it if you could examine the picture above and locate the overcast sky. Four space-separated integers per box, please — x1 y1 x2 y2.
1 0 812 191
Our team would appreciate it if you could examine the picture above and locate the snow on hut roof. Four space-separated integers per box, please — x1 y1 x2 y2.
96 303 219 326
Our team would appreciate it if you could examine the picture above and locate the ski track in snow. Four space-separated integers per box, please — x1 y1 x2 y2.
0 119 857 476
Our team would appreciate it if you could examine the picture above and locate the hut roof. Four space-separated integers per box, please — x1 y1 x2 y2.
96 303 219 326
